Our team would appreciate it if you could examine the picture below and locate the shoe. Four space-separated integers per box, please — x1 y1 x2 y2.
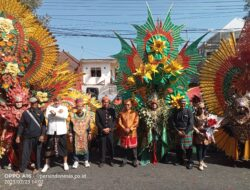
162 158 170 164
198 164 204 171
64 163 69 171
99 163 104 168
72 161 79 169
41 164 50 173
30 163 35 169
120 162 126 167
201 161 207 168
84 161 90 168
32 169 40 175
7 163 12 170
174 160 184 166
186 161 194 169
132 160 138 168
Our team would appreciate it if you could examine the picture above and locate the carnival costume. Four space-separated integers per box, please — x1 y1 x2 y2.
69 98 92 168
0 0 80 169
199 20 250 161
113 5 205 165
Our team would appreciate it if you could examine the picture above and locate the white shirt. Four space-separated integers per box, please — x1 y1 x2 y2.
45 104 69 135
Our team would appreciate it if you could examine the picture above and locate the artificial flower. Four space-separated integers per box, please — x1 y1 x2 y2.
0 17 14 34
4 62 20 77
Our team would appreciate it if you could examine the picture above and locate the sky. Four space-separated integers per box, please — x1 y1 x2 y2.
37 0 247 60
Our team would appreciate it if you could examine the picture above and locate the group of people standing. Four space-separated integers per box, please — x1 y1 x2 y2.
0 94 214 174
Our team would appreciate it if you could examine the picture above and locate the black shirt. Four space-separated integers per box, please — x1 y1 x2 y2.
171 108 194 134
95 107 116 136
17 108 46 138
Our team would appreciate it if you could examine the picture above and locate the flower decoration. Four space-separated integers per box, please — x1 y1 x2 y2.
35 91 49 103
163 59 184 76
146 35 170 64
127 76 136 85
165 88 189 109
0 142 6 159
133 63 158 82
0 17 14 34
207 118 217 127
4 62 20 77
1 83 9 89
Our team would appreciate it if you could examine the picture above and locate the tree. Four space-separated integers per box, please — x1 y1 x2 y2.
20 0 43 12
20 0 50 26
244 0 250 17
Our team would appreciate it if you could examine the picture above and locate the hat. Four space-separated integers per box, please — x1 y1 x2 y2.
75 98 83 104
29 97 38 103
102 95 110 102
179 98 186 103
150 98 158 104
149 93 158 104
53 95 62 101
15 96 22 103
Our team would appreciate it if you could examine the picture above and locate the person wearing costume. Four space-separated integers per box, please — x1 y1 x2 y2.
0 95 28 170
139 98 169 166
193 102 211 171
117 99 139 167
0 0 80 171
199 20 250 162
16 97 46 173
42 96 69 172
69 98 92 169
95 96 116 167
171 98 194 169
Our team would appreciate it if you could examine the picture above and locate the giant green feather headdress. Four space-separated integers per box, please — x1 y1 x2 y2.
113 5 205 109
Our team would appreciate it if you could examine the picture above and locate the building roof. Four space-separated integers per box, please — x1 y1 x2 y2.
60 50 80 65
58 50 80 72
80 58 118 67
205 18 245 45
222 18 245 30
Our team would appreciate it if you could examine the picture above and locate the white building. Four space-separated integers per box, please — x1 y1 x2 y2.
80 59 118 100
199 18 245 57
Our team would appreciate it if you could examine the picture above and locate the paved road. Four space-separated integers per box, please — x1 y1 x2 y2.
0 151 249 190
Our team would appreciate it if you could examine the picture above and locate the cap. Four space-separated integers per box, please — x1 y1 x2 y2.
53 95 62 101
29 97 38 103
15 96 22 103
76 98 88 106
150 98 158 104
179 98 186 103
102 95 110 102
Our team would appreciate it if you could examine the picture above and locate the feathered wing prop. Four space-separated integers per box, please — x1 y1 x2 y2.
0 0 58 85
31 61 82 106
21 23 58 84
0 0 80 160
200 33 238 116
113 5 205 109
200 19 250 160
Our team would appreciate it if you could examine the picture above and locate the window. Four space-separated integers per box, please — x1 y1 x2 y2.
91 67 101 77
86 88 99 99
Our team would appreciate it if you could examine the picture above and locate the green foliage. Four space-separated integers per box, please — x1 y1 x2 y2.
20 0 43 11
